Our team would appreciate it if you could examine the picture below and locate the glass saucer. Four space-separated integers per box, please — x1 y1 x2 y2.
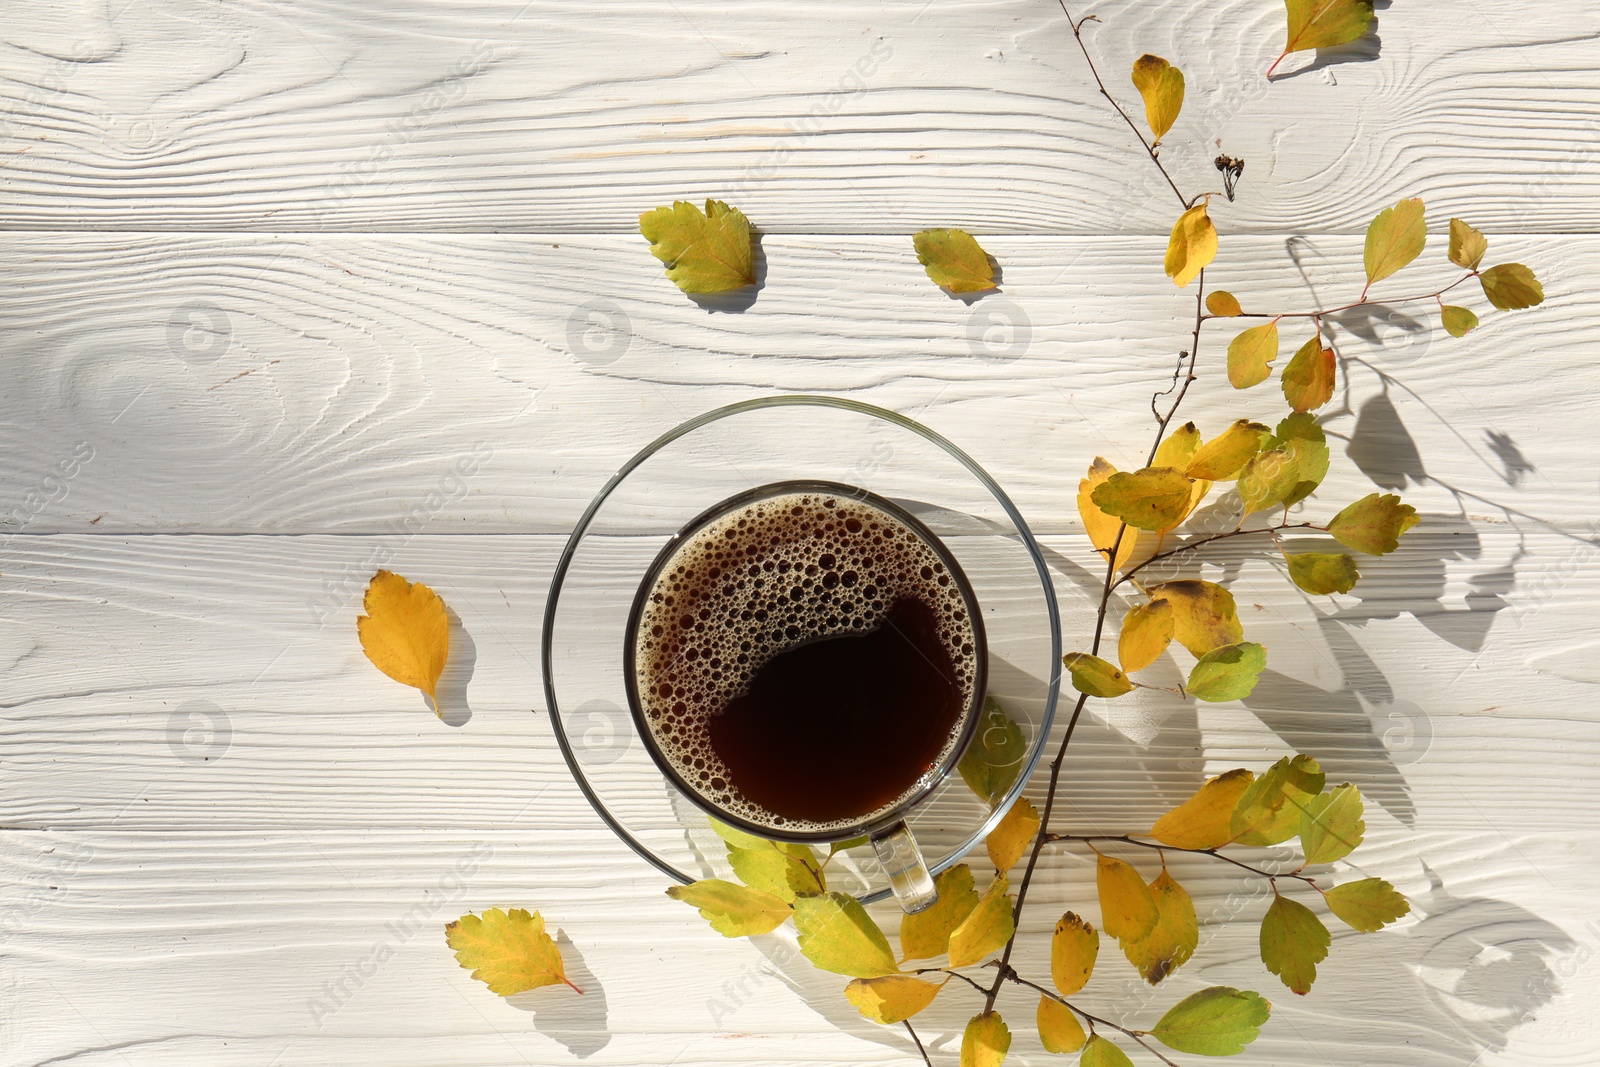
542 395 1061 902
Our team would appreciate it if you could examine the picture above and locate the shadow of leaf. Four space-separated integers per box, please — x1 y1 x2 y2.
505 930 611 1058
434 605 476 727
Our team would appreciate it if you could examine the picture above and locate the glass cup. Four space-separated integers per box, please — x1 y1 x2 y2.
542 396 1061 912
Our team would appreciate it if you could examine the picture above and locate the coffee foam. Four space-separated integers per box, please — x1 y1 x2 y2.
633 488 979 833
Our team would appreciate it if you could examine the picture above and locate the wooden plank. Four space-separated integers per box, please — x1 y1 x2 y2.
2 232 1594 535
3 0 1599 233
0 827 1590 1066
1 529 1595 832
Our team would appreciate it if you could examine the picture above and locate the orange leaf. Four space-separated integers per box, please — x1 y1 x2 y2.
357 569 450 714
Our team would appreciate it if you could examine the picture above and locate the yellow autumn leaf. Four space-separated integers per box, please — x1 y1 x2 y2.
1271 0 1375 77
1281 335 1336 413
1227 320 1279 389
914 228 998 293
1121 867 1198 984
1097 854 1158 943
1149 768 1256 849
1363 197 1426 289
901 864 981 961
1131 55 1185 142
845 974 944 1024
1448 218 1488 271
639 199 756 293
1050 911 1099 996
1153 423 1201 470
1230 755 1326 846
794 892 900 978
1038 994 1088 1053
1206 290 1243 317
357 569 450 715
1165 202 1216 288
1119 599 1174 673
987 796 1041 873
1146 580 1242 657
949 874 1015 968
446 907 580 996
1187 419 1269 481
1091 467 1197 532
1479 263 1545 310
961 1011 1012 1067
665 878 792 937
1078 458 1140 571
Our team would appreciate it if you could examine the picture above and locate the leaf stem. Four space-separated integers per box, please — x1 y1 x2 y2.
1006 973 1182 1067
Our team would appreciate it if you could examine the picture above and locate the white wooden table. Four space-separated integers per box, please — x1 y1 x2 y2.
4 2 1599 1064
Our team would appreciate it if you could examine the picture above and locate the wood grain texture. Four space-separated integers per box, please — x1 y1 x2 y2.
1 232 1594 534
3 0 1600 233
5 2 1598 1064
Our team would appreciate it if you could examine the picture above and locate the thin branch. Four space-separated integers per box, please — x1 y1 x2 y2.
1007 973 1182 1067
1051 833 1320 888
916 966 992 996
1223 272 1478 321
1115 522 1319 587
1057 2 1189 210
1146 274 1209 462
903 1020 934 1067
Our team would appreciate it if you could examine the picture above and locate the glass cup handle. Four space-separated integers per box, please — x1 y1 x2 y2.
870 819 938 913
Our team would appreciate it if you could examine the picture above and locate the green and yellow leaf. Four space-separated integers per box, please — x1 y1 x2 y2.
901 864 982 961
1150 986 1272 1056
988 796 1041 873
1363 197 1426 288
1227 320 1279 389
1037 995 1087 1053
1149 768 1256 849
1187 642 1267 703
1165 202 1216 288
1286 551 1361 596
1230 755 1326 847
915 228 998 293
1097 854 1158 943
961 1011 1012 1067
446 907 580 995
1132 54 1185 143
1119 599 1175 673
1063 652 1136 698
1147 580 1242 657
1326 493 1420 555
666 879 792 937
1448 218 1488 271
1479 263 1544 310
727 846 823 902
1324 877 1411 932
958 697 1027 805
845 974 944 1024
639 199 755 293
1300 783 1366 865
794 892 900 978
1282 335 1336 413
1260 894 1330 995
1441 305 1480 338
1079 458 1142 571
1050 911 1100 997
1081 1033 1137 1067
949 875 1016 968
1091 467 1197 532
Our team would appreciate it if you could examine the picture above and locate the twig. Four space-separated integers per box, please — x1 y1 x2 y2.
1057 2 1190 210
1050 833 1321 888
1222 272 1477 320
903 1020 934 1067
1114 521 1319 587
1006 973 1183 1067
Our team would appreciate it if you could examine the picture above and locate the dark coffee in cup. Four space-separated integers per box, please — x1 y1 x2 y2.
627 481 985 837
